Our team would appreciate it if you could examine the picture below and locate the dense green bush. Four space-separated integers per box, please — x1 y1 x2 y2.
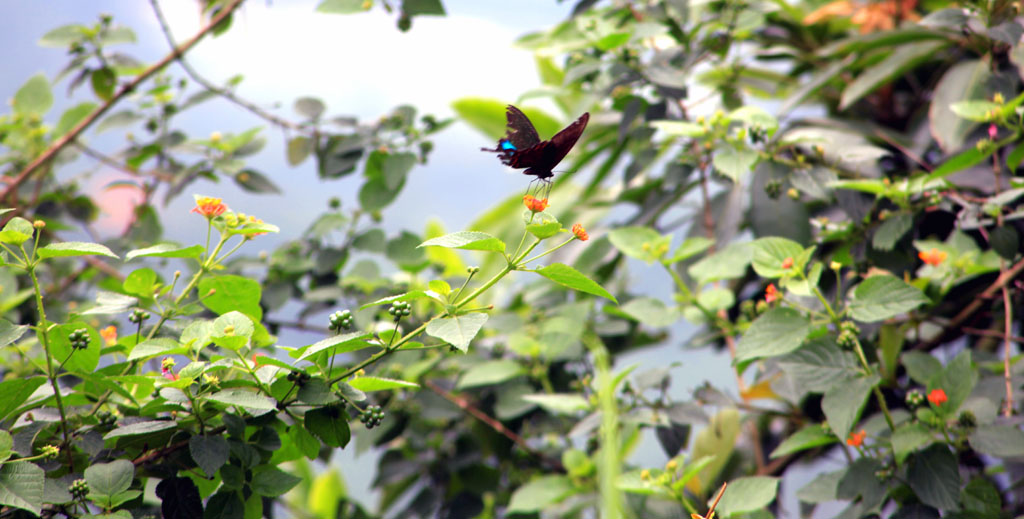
0 0 1022 518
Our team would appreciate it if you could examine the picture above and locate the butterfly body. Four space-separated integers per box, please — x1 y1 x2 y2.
482 105 589 181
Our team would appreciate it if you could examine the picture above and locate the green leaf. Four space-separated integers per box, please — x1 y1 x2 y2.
84 460 134 496
769 425 836 458
525 213 562 240
777 338 859 392
840 41 946 109
189 435 229 477
926 147 991 181
95 109 142 134
968 425 1024 457
0 462 44 515
0 321 28 349
520 393 589 414
949 99 1001 122
91 67 116 101
0 217 34 245
848 275 929 322
796 469 843 503
125 243 203 261
425 313 488 352
54 102 96 137
250 467 301 497
199 275 263 320
872 213 913 251
296 331 374 361
930 59 991 152
688 242 752 284
506 475 575 513
0 377 46 422
928 349 976 414
617 297 677 327
358 173 404 212
304 405 350 448
286 136 312 166
316 0 372 14
907 445 960 510
127 338 185 362
104 420 177 439
37 241 119 259
712 144 759 182
38 24 85 47
123 268 158 299
716 476 779 517
293 97 326 120
666 237 714 264
206 390 275 413
457 360 526 389
418 231 505 252
608 226 670 264
822 374 879 440
535 263 617 302
234 169 281 194
13 74 53 115
892 422 935 464
346 376 419 392
735 308 810 363
211 312 255 351
751 237 805 278
47 323 101 374
902 351 942 385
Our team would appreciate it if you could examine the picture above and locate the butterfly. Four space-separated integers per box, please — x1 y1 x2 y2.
481 105 590 182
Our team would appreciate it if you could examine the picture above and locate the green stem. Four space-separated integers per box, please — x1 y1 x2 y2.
327 322 429 386
850 336 895 430
521 237 575 265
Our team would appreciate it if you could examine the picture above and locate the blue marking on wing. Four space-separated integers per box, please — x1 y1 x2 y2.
500 140 517 151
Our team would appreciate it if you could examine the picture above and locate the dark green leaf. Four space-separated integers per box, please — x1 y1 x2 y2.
91 68 117 101
968 425 1024 457
0 377 46 422
189 436 230 477
250 467 301 497
840 41 946 109
892 422 934 464
716 476 779 516
777 338 859 392
304 405 350 448
907 445 960 510
0 463 44 515
104 420 177 439
402 0 445 16
84 459 134 496
849 275 929 322
203 490 244 519
234 169 282 194
769 425 836 458
735 308 810 362
822 374 879 440
872 213 913 251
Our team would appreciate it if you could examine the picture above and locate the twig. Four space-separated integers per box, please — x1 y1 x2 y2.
915 256 1024 350
424 379 564 472
1001 282 1014 416
962 326 1024 343
2 0 247 202
149 0 305 132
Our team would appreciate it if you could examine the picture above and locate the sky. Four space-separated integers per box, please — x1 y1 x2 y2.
2 0 751 512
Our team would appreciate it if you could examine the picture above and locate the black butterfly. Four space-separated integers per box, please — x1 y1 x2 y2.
481 105 589 181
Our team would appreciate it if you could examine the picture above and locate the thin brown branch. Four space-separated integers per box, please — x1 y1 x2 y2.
1001 282 1014 416
2 0 247 202
962 326 1024 344
424 379 564 472
149 0 304 132
916 256 1024 350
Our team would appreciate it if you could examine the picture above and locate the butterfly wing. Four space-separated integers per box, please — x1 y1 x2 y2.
503 105 541 150
544 112 589 168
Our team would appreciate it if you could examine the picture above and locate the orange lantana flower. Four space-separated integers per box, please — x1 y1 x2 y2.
99 326 117 346
523 195 549 213
781 257 794 269
571 223 589 242
918 248 947 266
765 283 780 303
846 429 866 447
804 0 920 34
192 196 227 218
927 388 947 406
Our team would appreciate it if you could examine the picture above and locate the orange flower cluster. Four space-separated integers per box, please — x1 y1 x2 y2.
572 223 589 241
928 388 947 406
804 0 920 34
918 248 947 266
765 283 780 303
846 429 866 447
781 257 793 269
523 195 549 213
99 326 117 346
192 196 227 218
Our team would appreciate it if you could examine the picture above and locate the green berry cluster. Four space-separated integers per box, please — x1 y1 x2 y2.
328 310 353 331
905 389 925 408
129 309 151 324
69 479 89 500
388 301 411 321
360 405 384 429
40 445 60 459
68 329 90 350
836 321 861 349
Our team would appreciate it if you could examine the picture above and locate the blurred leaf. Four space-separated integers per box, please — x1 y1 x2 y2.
716 477 779 517
769 425 835 458
347 376 418 391
234 169 282 194
14 74 53 115
457 360 525 389
91 67 117 101
840 41 945 109
506 475 574 513
930 60 991 152
402 0 445 16
316 0 370 13
419 231 505 252
37 241 118 259
735 308 810 362
55 102 96 137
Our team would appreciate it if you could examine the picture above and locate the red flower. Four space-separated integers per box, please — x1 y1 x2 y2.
765 283 780 303
846 429 866 447
192 196 227 218
571 223 589 241
988 124 998 139
781 257 794 269
252 352 268 366
918 248 947 266
927 388 947 406
523 195 549 213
